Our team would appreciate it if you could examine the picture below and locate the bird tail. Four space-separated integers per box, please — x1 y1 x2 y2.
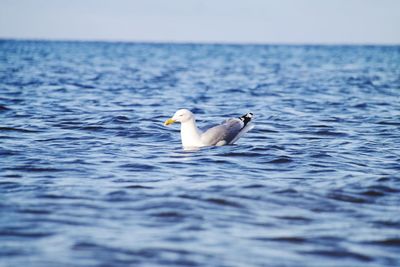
239 112 254 127
229 112 255 144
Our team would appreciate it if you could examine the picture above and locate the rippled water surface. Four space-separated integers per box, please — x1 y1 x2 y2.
1 40 400 267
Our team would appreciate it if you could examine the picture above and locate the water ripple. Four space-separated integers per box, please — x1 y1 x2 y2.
1 40 399 267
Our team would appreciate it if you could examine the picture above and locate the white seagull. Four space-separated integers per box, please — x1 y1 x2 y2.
164 109 254 149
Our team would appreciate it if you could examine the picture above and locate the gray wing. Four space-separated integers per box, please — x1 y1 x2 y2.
200 118 244 146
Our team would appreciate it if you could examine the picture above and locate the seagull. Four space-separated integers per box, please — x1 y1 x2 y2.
164 109 254 149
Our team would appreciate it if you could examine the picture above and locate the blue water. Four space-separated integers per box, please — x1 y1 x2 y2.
1 40 400 267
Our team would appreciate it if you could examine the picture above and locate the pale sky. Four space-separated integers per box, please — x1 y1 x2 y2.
0 0 399 44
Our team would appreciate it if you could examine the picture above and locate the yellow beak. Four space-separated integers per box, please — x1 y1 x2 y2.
164 118 176 126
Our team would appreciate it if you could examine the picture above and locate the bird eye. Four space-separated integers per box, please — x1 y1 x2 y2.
179 114 183 117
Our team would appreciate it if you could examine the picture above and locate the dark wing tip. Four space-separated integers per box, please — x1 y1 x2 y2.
238 112 254 126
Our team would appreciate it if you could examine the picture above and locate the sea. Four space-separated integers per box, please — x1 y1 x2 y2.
0 40 399 267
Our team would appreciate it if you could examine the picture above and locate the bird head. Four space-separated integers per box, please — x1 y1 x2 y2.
164 109 194 126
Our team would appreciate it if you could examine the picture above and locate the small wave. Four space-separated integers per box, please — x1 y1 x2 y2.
17 208 52 215
367 185 400 193
150 211 185 219
111 115 131 123
119 163 157 171
313 130 348 137
0 105 11 111
377 121 400 126
0 149 19 156
267 156 293 164
352 103 368 109
361 190 385 197
367 238 400 247
327 191 367 204
205 197 244 208
275 216 313 223
71 241 200 266
304 249 372 262
67 82 95 89
309 152 332 158
222 88 247 94
0 181 21 190
25 217 91 226
372 220 400 228
307 168 337 173
273 188 298 194
0 248 26 257
0 127 41 133
78 125 106 131
124 185 155 190
253 236 307 244
3 174 22 178
217 151 262 158
309 124 332 128
106 190 132 202
5 166 64 173
241 184 265 189
36 193 93 201
0 230 54 239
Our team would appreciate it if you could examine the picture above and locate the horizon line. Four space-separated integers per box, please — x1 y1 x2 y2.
1 37 399 47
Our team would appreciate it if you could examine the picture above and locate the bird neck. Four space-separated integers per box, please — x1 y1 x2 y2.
180 118 202 147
